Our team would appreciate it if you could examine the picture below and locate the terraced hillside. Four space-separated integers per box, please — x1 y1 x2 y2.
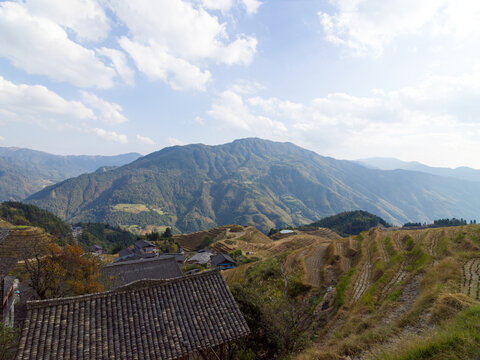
221 224 480 359
0 225 52 258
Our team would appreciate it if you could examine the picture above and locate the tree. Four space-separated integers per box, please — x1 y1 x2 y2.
20 241 104 299
0 323 18 360
162 227 172 238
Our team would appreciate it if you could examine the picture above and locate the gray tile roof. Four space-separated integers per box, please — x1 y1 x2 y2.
16 269 249 360
211 253 236 266
101 257 183 289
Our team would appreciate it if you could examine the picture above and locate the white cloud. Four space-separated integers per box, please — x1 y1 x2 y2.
80 91 127 124
91 128 127 143
167 137 184 146
200 0 262 14
200 0 235 12
241 0 262 14
208 68 480 167
194 116 205 125
0 136 5 141
0 2 115 88
21 0 110 42
119 38 211 90
319 0 480 56
110 0 257 90
96 47 135 86
136 134 155 145
0 75 94 121
208 89 288 134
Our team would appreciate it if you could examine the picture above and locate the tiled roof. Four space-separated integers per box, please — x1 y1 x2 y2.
187 251 213 264
16 269 249 360
134 239 155 249
211 253 236 266
101 257 183 289
118 248 133 257
157 253 186 263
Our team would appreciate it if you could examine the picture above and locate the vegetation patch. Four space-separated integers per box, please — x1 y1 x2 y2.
379 304 480 360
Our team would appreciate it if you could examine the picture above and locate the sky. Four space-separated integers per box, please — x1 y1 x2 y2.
1 0 480 168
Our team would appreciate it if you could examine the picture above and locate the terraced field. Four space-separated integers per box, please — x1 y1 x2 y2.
351 240 372 303
381 264 408 298
462 258 480 299
304 243 328 287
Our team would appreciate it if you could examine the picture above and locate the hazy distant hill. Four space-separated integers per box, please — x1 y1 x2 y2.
357 157 480 182
0 147 141 200
26 138 480 233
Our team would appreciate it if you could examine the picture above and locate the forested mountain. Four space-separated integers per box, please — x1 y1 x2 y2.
26 138 480 233
357 157 480 182
308 210 391 236
0 147 141 200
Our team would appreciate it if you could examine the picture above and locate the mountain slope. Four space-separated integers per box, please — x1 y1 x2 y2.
0 147 141 200
26 138 480 233
357 157 480 182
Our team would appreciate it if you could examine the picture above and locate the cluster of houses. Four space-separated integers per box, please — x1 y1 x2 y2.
112 239 238 270
1 227 249 359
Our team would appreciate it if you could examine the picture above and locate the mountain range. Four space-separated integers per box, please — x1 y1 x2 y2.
357 157 480 182
25 138 480 233
0 147 141 201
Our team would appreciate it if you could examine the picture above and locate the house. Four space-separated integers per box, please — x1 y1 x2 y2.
16 269 250 360
1 257 18 326
90 244 104 255
133 239 156 254
187 250 214 265
211 253 237 270
101 257 183 289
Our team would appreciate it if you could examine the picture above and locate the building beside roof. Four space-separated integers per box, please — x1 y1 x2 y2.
90 244 104 255
134 239 156 254
16 269 250 360
101 256 183 290
187 250 214 265
211 253 237 270
1 257 19 326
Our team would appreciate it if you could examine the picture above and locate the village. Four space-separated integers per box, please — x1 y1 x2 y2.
0 225 250 360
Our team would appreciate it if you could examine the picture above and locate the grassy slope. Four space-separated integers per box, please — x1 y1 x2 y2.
292 225 480 360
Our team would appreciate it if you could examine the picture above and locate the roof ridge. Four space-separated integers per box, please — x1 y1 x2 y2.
27 268 222 309
106 255 177 267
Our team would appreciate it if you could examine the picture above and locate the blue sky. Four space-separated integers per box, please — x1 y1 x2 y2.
1 0 480 168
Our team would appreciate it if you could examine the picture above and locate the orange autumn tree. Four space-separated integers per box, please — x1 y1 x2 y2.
45 243 104 296
22 241 104 299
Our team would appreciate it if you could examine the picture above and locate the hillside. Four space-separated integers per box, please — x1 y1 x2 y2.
308 210 391 236
221 223 480 359
0 147 141 201
26 138 480 233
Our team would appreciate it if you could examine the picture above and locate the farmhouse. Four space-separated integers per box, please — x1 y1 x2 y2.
101 256 183 289
16 269 250 360
211 253 237 270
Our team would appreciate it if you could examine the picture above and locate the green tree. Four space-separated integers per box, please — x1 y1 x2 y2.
0 323 18 360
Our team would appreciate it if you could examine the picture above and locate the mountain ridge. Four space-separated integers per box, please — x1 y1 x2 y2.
0 147 141 201
26 138 480 233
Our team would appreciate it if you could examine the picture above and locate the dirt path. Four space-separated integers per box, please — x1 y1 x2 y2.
391 233 402 251
305 244 328 287
282 261 288 299
352 244 372 303
462 258 480 299
428 231 440 256
379 238 389 263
